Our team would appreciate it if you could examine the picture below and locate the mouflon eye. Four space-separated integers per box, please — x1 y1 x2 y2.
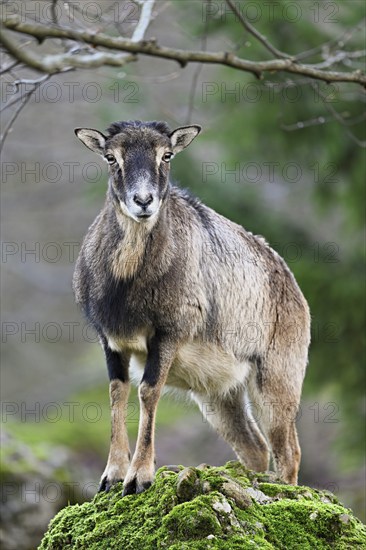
162 152 173 163
105 154 116 165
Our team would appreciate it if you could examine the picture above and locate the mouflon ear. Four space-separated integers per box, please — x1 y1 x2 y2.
74 128 106 154
169 125 201 154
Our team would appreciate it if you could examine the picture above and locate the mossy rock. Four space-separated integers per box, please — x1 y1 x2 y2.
0 430 97 550
39 461 366 549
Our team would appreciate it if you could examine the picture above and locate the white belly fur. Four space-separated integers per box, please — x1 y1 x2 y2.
107 334 251 396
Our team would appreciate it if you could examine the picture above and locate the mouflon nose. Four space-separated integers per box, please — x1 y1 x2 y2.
133 193 154 208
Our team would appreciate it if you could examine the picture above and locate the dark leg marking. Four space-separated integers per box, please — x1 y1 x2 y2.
249 354 264 391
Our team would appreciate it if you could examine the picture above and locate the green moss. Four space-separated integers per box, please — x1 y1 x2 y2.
257 500 365 548
163 496 222 541
39 462 366 550
220 460 250 484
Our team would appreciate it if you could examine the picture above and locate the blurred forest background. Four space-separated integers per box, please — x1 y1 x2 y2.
1 1 365 548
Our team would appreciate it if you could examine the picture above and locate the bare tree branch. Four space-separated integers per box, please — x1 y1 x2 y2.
131 0 155 43
1 16 365 85
0 27 138 71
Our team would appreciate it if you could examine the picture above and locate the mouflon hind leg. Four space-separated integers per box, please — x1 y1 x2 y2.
250 350 305 485
192 388 270 474
266 413 301 485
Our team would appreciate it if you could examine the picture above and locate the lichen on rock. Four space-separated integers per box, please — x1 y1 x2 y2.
39 461 366 549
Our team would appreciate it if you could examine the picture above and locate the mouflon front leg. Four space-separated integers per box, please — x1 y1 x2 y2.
122 334 177 496
99 343 131 492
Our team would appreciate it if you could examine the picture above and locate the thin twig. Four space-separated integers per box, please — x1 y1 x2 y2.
0 93 26 114
342 112 366 125
0 74 50 114
311 50 366 70
281 115 333 131
0 59 19 74
295 20 365 62
186 0 209 124
13 74 50 89
310 81 366 147
0 82 41 153
281 111 366 131
51 0 59 25
125 70 180 83
225 0 293 60
63 1 95 32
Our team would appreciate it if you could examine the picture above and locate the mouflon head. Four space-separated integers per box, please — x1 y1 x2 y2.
75 120 201 223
